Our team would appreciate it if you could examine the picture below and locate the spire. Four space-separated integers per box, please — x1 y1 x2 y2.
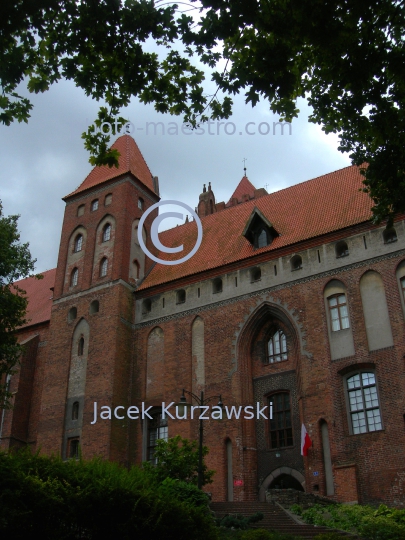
64 135 157 199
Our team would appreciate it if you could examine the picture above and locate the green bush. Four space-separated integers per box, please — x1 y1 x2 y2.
158 477 210 507
313 534 345 540
217 512 264 530
289 504 303 516
240 530 274 540
358 515 405 540
0 450 218 539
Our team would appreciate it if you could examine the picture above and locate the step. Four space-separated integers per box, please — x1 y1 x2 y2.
210 502 357 539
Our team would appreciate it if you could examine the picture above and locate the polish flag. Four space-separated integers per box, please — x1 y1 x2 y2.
301 424 312 456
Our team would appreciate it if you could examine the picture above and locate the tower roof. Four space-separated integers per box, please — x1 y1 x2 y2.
227 176 256 204
64 135 156 199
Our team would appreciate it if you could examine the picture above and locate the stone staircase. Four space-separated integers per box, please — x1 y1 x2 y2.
210 501 357 539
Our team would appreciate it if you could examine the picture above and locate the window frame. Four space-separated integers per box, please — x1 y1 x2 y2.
67 437 80 459
147 411 168 464
269 392 294 449
71 268 78 287
102 223 111 242
91 199 99 212
74 234 83 253
327 293 350 331
100 257 108 277
343 370 383 435
267 329 288 363
138 197 144 210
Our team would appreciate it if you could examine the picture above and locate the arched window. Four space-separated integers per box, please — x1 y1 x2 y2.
383 227 397 244
90 300 99 314
212 277 222 294
104 193 112 206
327 294 349 331
267 330 288 363
269 392 293 448
74 234 83 252
71 268 78 287
133 260 140 279
147 411 168 463
72 401 79 420
176 289 186 304
401 276 405 301
335 240 349 258
77 204 85 217
345 371 382 434
68 307 77 322
78 337 84 356
290 255 302 271
91 199 98 211
138 197 144 210
100 258 108 277
68 438 80 459
102 223 111 242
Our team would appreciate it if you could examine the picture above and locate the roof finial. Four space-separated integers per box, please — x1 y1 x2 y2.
208 181 212 191
242 157 247 176
203 183 206 193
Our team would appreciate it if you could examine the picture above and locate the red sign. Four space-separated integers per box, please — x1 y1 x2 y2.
233 479 243 486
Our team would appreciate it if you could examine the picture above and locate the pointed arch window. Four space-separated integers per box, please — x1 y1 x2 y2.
267 330 288 363
102 223 111 242
78 337 84 356
100 258 108 277
269 392 293 448
72 401 79 420
74 234 83 252
71 268 78 287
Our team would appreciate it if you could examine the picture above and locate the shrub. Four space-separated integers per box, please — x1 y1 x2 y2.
358 516 405 540
289 504 303 516
0 450 218 540
218 512 264 530
158 477 210 507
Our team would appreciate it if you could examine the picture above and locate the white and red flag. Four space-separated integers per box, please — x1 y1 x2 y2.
301 424 312 456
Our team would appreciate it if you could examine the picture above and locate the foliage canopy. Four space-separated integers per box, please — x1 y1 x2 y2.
0 201 39 409
1 1 405 221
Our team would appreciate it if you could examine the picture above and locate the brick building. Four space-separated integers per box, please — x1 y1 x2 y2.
2 134 405 507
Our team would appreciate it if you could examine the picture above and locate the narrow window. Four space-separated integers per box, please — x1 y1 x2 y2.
78 337 84 356
401 277 405 301
77 204 85 217
235 277 238 287
346 372 382 434
72 402 79 420
138 197 144 210
267 330 288 363
68 438 80 459
328 294 350 331
162 298 165 308
274 265 277 276
133 260 140 279
363 235 367 249
71 268 78 287
100 257 108 277
317 250 321 263
102 223 111 242
198 287 201 297
74 234 83 252
269 392 293 448
104 193 112 206
91 199 99 212
147 412 168 463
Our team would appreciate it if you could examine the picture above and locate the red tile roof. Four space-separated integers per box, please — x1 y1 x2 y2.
227 176 256 204
138 165 372 290
64 135 156 198
14 269 56 329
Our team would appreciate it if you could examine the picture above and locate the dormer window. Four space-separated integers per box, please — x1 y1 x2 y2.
242 207 278 249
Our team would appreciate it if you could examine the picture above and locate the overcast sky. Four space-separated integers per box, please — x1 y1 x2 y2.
0 76 351 274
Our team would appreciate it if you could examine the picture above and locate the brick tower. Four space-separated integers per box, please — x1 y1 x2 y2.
36 135 159 463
